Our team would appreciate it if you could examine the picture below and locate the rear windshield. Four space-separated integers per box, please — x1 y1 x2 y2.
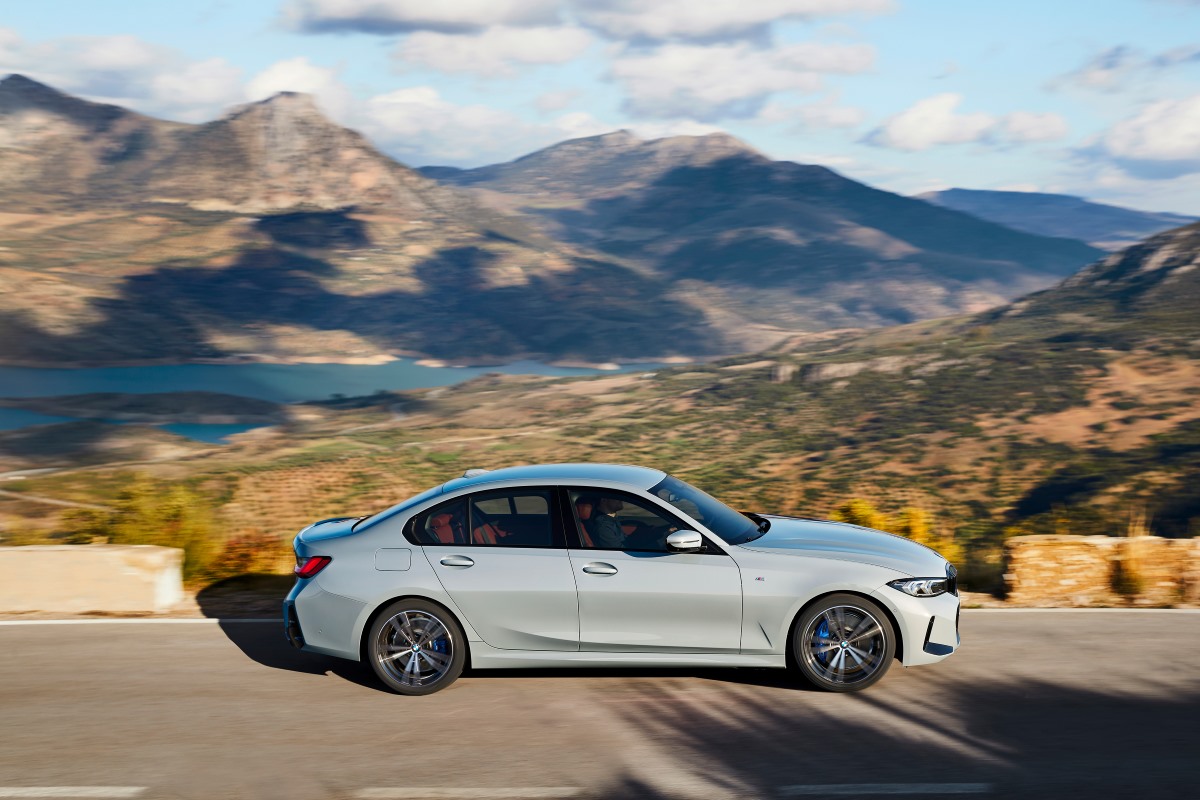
353 484 444 531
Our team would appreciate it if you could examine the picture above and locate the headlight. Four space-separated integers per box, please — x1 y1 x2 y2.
888 577 950 597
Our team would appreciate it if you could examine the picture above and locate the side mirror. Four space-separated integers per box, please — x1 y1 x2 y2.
666 530 704 553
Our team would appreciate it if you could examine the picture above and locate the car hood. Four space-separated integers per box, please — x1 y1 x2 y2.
736 516 947 577
296 516 362 544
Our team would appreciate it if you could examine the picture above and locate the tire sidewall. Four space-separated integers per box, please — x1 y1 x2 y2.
367 598 467 696
792 593 896 693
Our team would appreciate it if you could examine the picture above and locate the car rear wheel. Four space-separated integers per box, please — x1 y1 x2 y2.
367 599 466 696
792 594 895 692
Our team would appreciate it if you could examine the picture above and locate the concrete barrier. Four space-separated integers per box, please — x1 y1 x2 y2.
1005 534 1200 607
0 545 184 613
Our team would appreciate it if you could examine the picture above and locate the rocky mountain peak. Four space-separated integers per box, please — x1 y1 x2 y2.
223 91 327 122
0 73 119 121
643 131 764 164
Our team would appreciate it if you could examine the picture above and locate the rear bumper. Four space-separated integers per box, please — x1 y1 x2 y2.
871 585 961 667
283 599 304 649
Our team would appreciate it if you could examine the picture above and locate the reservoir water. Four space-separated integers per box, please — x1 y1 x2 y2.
0 359 655 441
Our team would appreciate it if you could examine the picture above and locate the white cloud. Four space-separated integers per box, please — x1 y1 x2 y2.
282 0 561 34
362 85 611 164
1002 111 1069 143
1060 162 1200 215
609 41 873 121
1098 93 1200 176
396 26 591 76
0 29 243 120
244 57 354 119
573 0 893 41
994 183 1042 192
1053 44 1200 93
864 93 995 151
149 58 244 121
623 119 726 139
865 94 1068 151
1055 46 1140 92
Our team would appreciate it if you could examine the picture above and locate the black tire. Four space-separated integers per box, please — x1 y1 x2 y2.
366 599 467 696
792 593 896 693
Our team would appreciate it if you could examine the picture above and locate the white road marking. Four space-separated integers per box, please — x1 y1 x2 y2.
0 619 277 626
963 608 1200 613
0 789 145 798
356 790 583 799
780 784 992 796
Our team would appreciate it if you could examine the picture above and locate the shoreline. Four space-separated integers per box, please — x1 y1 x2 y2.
0 353 707 371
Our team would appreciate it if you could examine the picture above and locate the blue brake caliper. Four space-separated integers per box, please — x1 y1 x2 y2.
816 619 830 666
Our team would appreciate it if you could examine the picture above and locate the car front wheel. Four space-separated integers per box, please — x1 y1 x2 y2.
367 599 466 695
792 594 895 692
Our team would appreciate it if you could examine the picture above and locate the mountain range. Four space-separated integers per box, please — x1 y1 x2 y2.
0 74 1122 367
919 188 1196 251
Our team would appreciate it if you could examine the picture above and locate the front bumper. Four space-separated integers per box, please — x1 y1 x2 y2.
871 584 961 667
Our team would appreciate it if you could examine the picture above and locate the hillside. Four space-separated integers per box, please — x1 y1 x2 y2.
1 77 1109 367
918 188 1196 251
426 131 1103 330
5 224 1198 589
0 75 729 365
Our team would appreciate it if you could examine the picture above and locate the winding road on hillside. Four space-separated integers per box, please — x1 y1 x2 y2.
0 611 1196 800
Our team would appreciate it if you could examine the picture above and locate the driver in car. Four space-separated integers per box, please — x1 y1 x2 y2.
590 497 626 548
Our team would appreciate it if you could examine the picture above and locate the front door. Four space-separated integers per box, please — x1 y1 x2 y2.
415 487 578 651
564 487 742 652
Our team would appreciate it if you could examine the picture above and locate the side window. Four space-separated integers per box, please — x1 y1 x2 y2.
567 488 687 552
467 488 562 547
408 498 469 545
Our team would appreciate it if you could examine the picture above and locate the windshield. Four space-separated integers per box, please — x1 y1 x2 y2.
649 475 763 545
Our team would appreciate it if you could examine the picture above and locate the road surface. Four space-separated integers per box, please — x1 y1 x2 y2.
0 610 1197 800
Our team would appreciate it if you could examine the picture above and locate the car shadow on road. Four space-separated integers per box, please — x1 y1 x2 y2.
461 664 818 690
195 573 392 693
194 574 820 694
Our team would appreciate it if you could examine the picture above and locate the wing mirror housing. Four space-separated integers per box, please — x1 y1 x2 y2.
666 530 704 553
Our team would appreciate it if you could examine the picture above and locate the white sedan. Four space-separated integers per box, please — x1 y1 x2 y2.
284 463 960 695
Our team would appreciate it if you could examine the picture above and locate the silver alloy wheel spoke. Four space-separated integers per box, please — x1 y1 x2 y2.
403 653 420 684
846 647 866 668
848 624 881 644
847 614 879 642
419 650 449 670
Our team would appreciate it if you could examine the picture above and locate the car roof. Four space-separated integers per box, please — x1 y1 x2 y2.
441 463 666 494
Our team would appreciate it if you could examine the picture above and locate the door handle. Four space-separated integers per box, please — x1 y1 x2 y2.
439 555 475 568
582 562 618 575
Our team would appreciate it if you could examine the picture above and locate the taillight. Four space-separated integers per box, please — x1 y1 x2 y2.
294 555 332 579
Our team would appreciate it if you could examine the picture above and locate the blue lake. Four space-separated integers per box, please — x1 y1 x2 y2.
0 359 657 442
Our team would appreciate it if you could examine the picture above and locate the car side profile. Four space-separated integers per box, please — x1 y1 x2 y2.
285 463 960 695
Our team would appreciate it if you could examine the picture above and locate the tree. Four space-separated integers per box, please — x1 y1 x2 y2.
831 498 890 532
60 475 218 581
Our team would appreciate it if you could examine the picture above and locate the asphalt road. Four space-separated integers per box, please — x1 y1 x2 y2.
1 611 1197 800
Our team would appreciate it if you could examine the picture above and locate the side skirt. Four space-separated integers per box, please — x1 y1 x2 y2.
467 643 788 670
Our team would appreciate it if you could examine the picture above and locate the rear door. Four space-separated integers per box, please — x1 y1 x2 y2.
415 487 578 651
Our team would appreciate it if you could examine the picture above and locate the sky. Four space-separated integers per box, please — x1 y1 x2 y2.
3 0 1200 213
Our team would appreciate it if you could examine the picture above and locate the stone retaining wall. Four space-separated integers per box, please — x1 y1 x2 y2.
0 545 183 613
1004 534 1200 606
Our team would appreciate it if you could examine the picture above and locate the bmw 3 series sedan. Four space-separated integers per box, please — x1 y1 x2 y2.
285 463 960 695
